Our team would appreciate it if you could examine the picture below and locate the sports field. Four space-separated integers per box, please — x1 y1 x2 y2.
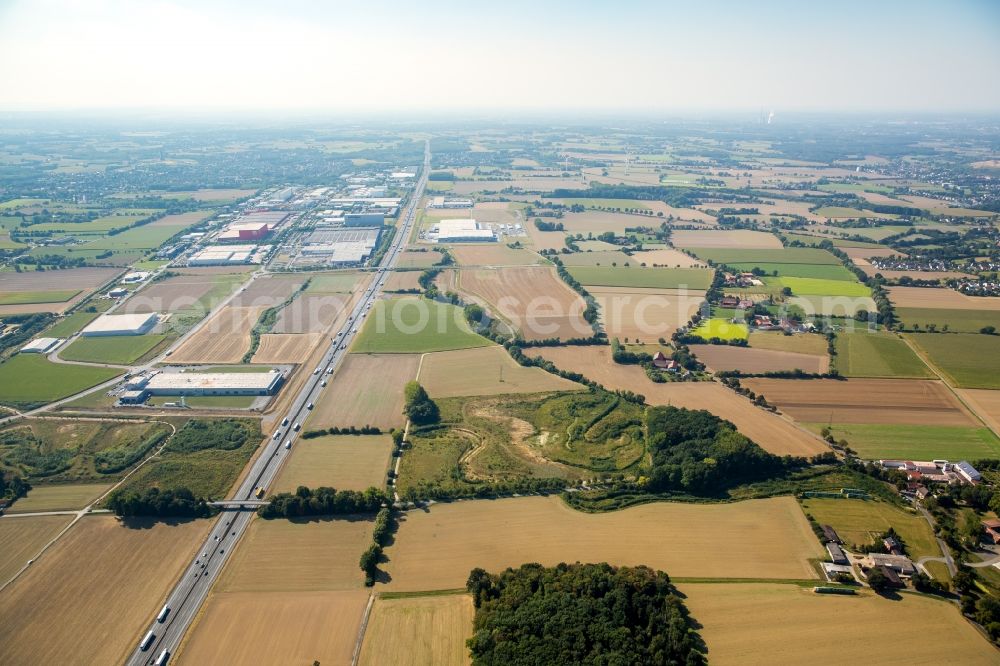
0 515 211 666
533 345 827 456
275 434 393 492
833 329 933 378
353 298 490 353
310 353 419 429
359 593 473 666
689 317 748 341
567 266 713 290
59 333 168 364
0 515 73 584
807 422 1000 464
381 495 823 591
907 333 1000 389
0 355 121 407
679 582 997 665
417 345 581 398
742 378 976 426
799 498 940 557
179 590 369 666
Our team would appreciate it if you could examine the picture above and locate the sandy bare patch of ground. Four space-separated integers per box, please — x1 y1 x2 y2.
690 344 829 374
888 286 1000 310
417 345 582 398
671 229 783 249
310 353 420 429
381 495 822 592
0 515 210 666
742 378 977 426
170 304 266 363
533 346 827 456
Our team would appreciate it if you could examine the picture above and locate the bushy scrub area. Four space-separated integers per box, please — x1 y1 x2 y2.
466 563 705 665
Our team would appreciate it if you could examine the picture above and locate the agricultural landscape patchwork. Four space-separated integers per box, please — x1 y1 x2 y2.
1 114 1000 665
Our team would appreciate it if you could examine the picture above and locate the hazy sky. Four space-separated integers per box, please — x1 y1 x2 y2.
0 0 998 113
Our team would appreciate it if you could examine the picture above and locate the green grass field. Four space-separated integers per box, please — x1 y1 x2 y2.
689 317 748 341
908 333 1000 389
0 289 80 306
555 198 652 210
352 298 490 353
766 276 871 297
799 498 940 558
834 329 933 378
688 247 841 266
781 232 884 249
566 266 713 290
0 355 121 408
807 423 1000 461
817 182 895 195
59 334 169 365
45 311 101 338
896 307 1000 334
724 262 857 281
28 213 150 235
814 206 897 220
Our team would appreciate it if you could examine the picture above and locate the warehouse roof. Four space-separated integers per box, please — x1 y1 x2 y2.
82 312 158 335
146 371 282 391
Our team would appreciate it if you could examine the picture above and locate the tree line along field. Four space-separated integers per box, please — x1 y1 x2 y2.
379 495 823 592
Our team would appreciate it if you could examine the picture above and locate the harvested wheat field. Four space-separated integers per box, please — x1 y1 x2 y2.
525 225 567 251
680 583 997 665
310 353 420 430
590 287 704 342
456 266 591 341
742 378 976 425
888 286 1000 310
955 389 1000 436
0 515 210 666
252 332 324 363
382 495 822 592
275 434 393 492
6 482 112 513
748 331 830 356
232 273 307 306
417 345 582 398
359 593 473 666
170 304 266 363
178 590 369 666
0 515 73 584
383 270 423 292
629 247 706 267
272 292 355 333
449 244 543 267
671 229 783 249
218 516 372 592
690 344 829 374
0 267 119 314
533 346 827 456
397 249 442 269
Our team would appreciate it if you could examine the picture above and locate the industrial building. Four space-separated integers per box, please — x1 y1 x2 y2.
122 271 150 283
140 370 283 396
435 218 496 242
218 222 270 242
344 212 385 227
188 245 257 266
301 228 381 266
20 337 63 353
430 196 474 209
81 312 159 337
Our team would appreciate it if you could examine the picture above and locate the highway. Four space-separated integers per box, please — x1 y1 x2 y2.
125 140 430 666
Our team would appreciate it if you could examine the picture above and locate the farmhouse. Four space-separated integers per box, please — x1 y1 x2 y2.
436 218 496 243
821 562 853 581
81 312 158 337
867 553 916 576
982 519 1000 544
955 460 982 484
883 536 903 556
826 542 849 565
20 337 63 354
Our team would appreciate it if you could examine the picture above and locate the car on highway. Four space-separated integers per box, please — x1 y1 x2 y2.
272 431 280 439
326 367 333 374
285 440 292 449
321 380 327 387
281 418 289 426
312 368 320 375
293 423 301 431
307 402 314 410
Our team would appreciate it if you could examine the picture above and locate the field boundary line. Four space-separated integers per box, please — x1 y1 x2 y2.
351 590 376 666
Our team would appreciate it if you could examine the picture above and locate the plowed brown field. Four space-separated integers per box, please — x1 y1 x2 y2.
690 344 829 374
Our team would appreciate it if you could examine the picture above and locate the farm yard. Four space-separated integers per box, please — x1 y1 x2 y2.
533 345 828 456
679 582 997 665
799 498 941 558
452 267 591 341
0 515 211 666
309 353 420 430
380 495 823 592
742 378 977 426
358 594 474 666
416 345 582 398
690 344 829 374
275 434 393 492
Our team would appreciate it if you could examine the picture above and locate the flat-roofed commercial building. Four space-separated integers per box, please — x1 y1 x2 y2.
20 337 63 353
188 245 258 266
345 212 385 227
143 370 284 396
81 312 159 337
436 218 496 242
301 228 381 266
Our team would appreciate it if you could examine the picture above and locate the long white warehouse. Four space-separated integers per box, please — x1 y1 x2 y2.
81 312 159 337
141 371 284 396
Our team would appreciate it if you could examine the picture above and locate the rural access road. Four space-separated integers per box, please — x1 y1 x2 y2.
125 140 431 666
